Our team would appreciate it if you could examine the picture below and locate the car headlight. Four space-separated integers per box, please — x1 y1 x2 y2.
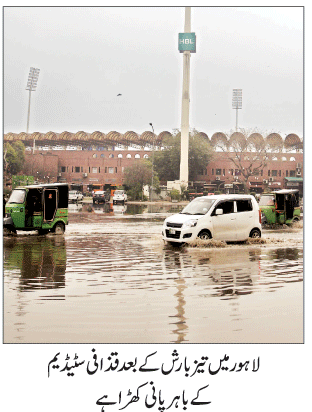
183 219 198 228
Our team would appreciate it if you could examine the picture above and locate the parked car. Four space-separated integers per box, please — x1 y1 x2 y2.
93 190 110 204
162 194 262 245
113 190 128 204
69 190 84 203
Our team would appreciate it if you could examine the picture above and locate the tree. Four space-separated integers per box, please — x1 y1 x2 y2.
3 141 25 177
123 159 159 200
215 128 282 192
153 129 213 182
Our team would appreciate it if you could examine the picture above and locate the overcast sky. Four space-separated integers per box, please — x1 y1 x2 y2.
4 6 303 138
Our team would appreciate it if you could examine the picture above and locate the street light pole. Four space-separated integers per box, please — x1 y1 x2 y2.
149 123 155 202
26 67 40 153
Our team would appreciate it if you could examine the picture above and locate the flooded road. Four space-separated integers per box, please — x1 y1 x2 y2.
3 204 303 343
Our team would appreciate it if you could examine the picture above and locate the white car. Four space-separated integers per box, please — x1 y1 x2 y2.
113 190 128 204
162 194 262 245
69 190 84 203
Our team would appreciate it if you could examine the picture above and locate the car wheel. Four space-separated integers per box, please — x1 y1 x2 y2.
198 230 212 240
53 222 65 235
292 216 300 222
249 228 261 238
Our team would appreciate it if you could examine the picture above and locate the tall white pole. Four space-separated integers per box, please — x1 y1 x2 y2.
27 89 31 134
236 107 238 132
179 7 191 188
26 67 40 153
149 123 155 202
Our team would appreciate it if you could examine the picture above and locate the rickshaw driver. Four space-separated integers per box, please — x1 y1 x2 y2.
25 189 42 227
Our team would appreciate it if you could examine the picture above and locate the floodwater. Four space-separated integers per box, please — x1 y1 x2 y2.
3 204 303 343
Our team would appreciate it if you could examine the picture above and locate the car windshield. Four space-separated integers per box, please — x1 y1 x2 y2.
7 189 26 204
180 198 215 215
69 191 76 194
259 195 275 206
95 191 104 195
114 191 123 195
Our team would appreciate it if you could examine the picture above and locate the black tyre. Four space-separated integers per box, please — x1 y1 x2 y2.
198 230 212 240
3 226 16 236
249 228 261 238
53 222 65 235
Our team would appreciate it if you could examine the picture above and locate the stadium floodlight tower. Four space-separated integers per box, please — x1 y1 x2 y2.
178 7 196 190
26 67 40 152
149 122 155 202
232 89 242 132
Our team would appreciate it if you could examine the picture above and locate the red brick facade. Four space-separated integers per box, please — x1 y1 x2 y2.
194 151 303 194
24 148 303 195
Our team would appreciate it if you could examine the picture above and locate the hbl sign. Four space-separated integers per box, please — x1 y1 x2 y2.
179 33 196 53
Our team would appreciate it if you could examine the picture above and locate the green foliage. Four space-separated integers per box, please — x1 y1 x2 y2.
153 129 213 181
3 141 26 176
12 175 34 189
123 159 159 201
170 189 181 201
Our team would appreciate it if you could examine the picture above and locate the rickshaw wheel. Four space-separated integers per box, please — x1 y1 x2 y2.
3 227 16 236
249 229 261 238
53 222 65 235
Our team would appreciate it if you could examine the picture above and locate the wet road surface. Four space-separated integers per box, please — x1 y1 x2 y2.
3 203 303 343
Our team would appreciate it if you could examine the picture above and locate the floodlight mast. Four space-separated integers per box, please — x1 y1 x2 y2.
26 67 40 153
179 7 191 188
149 123 155 202
232 89 242 132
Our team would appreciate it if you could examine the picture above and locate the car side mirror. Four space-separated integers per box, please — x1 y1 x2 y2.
215 208 223 215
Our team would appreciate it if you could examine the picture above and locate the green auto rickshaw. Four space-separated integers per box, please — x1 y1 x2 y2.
3 183 68 235
259 189 301 225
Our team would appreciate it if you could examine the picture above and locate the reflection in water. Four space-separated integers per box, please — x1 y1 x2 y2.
164 250 188 343
69 202 183 216
3 236 66 292
3 220 303 343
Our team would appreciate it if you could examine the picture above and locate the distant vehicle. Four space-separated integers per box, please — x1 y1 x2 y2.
113 190 128 204
69 190 84 203
93 190 110 204
66 146 77 150
52 145 64 150
113 204 127 215
259 189 300 225
162 194 261 246
3 183 69 235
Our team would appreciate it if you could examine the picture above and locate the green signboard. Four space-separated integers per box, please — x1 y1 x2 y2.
179 32 196 53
